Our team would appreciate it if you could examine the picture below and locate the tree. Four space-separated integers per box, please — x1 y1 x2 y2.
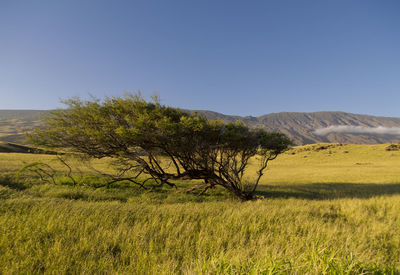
29 94 291 200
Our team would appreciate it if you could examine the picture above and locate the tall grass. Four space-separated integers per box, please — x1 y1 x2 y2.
1 143 400 273
1 194 399 274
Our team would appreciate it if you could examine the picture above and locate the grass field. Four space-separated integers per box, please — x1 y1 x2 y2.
1 143 400 274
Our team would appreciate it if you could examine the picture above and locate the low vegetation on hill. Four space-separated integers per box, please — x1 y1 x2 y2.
0 142 35 153
0 142 55 154
1 143 400 273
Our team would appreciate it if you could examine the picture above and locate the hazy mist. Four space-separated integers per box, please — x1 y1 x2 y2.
314 125 400 136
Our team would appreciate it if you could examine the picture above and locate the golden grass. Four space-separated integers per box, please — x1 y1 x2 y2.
1 195 398 273
254 143 400 185
3 142 400 183
1 143 400 273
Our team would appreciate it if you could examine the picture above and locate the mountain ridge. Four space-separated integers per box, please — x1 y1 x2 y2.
1 109 400 145
188 110 400 145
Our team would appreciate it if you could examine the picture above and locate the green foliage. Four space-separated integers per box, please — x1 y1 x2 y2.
28 94 291 200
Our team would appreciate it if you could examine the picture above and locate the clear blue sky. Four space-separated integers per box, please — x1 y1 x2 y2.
1 0 399 117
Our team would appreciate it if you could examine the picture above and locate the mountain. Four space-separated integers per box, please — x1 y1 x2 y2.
192 111 400 145
1 110 400 145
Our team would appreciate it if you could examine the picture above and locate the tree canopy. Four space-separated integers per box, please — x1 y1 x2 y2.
29 94 291 200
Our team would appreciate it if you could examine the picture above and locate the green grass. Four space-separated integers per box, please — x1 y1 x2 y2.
1 143 400 274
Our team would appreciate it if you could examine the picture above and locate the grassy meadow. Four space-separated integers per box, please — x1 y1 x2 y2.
1 143 400 274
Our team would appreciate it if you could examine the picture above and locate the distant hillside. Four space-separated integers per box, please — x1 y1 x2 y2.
0 110 46 144
194 111 400 145
1 109 400 145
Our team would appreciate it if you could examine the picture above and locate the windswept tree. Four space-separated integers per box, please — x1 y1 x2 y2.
29 94 291 200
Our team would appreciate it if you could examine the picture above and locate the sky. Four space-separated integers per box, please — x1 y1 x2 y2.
1 0 399 117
